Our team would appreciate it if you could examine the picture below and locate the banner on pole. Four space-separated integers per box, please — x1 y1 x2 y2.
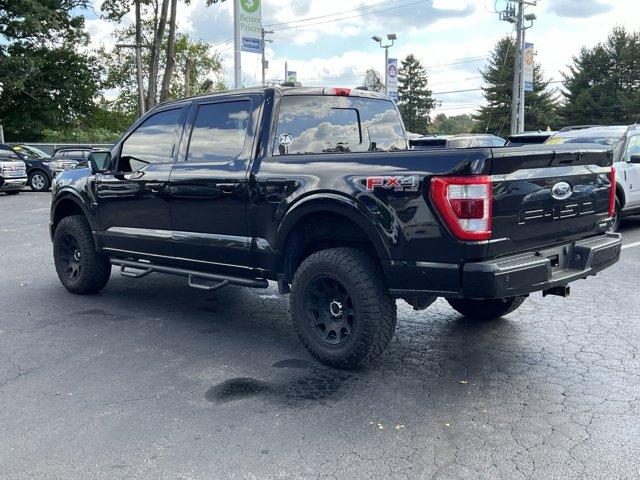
387 58 398 101
286 71 297 82
237 0 262 54
523 42 534 92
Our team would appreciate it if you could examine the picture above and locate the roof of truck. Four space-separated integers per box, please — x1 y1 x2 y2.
158 86 390 109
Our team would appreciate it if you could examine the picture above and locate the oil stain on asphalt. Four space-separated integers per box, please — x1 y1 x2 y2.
204 359 354 406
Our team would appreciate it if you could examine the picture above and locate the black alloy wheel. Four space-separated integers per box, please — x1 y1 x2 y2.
303 275 356 346
56 233 83 281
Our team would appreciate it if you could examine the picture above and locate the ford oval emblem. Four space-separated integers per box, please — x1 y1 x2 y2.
551 181 572 200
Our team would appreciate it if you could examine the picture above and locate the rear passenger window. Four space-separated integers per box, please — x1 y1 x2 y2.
186 101 251 163
120 108 183 171
273 96 407 155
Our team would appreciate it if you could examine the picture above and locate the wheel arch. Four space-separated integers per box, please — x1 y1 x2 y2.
615 181 626 209
28 167 53 180
51 190 98 236
275 193 391 280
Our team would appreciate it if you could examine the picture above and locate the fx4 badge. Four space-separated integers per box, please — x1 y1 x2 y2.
365 176 420 192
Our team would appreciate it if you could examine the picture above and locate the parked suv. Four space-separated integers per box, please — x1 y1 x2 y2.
52 146 94 165
0 145 27 195
50 86 621 368
546 125 640 230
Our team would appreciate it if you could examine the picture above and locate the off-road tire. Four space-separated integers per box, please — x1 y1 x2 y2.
28 171 51 192
53 215 111 294
446 296 526 321
290 247 397 369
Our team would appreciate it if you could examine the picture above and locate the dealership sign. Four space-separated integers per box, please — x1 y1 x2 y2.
387 58 398 100
237 0 262 53
523 42 534 92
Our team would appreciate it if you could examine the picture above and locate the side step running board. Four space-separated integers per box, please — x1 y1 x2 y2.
110 259 269 290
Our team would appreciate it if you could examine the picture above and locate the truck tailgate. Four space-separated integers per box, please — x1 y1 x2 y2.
489 145 614 258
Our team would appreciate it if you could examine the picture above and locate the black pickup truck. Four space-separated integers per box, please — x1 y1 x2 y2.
50 86 622 368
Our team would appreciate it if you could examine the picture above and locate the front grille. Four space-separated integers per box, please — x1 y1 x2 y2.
1 162 26 178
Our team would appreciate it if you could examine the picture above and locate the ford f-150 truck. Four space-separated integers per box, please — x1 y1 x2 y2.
50 86 622 368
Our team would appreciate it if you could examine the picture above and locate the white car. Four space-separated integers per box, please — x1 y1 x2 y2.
546 125 640 231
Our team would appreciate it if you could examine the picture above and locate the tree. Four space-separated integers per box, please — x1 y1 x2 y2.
101 0 227 111
473 37 561 136
562 27 640 125
101 29 225 117
362 68 385 92
0 0 101 140
429 114 476 135
397 54 436 134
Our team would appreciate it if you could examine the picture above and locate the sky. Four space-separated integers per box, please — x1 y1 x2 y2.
83 0 639 117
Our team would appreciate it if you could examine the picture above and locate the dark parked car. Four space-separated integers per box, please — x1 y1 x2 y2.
545 125 640 231
506 131 556 146
50 86 620 368
11 144 85 192
410 134 505 149
0 144 27 195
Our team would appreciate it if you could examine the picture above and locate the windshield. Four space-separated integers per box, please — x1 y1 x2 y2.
545 128 626 159
13 145 49 159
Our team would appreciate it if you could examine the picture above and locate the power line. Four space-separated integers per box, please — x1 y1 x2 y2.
264 0 412 28
270 0 430 31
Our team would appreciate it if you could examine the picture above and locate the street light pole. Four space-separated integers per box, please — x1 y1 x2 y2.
372 33 397 94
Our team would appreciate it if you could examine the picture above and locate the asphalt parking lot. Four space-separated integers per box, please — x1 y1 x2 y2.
2 191 640 480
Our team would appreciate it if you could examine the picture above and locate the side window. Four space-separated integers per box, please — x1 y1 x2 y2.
186 101 251 163
624 135 640 162
53 150 66 158
120 108 182 172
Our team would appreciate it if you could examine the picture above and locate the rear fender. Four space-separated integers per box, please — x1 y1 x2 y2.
274 193 392 261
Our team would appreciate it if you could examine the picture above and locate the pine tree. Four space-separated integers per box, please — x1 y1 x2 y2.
397 54 436 134
473 37 560 136
562 27 640 125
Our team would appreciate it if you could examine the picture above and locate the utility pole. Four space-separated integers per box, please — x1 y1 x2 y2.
116 43 146 117
261 28 273 86
284 60 288 83
500 0 536 134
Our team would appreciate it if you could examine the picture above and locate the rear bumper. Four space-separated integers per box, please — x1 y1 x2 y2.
386 233 622 299
0 176 27 191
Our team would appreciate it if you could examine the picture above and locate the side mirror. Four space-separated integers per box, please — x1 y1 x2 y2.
629 154 640 164
88 151 111 174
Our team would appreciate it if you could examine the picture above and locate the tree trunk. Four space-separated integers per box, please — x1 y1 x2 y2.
134 0 145 117
184 58 193 97
159 0 178 102
146 0 169 109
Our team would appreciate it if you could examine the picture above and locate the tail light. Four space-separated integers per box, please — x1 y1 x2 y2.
430 176 493 241
609 166 616 217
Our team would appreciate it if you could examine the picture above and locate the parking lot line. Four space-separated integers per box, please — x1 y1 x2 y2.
622 240 640 250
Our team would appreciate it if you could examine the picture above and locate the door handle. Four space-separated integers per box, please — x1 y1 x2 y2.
147 182 165 193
